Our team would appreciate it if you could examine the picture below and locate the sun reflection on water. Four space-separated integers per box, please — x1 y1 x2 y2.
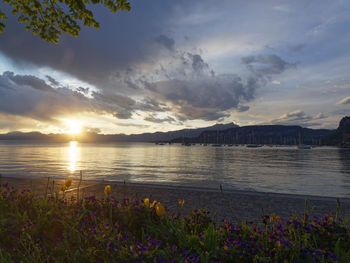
69 141 79 172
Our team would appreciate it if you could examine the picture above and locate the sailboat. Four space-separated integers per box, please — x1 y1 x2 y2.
296 130 311 149
246 130 262 147
212 129 222 147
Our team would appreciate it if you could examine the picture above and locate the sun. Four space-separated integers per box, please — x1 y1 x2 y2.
66 120 82 134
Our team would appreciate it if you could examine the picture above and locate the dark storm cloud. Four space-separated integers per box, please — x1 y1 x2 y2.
237 105 250 112
0 0 296 123
271 110 327 126
144 115 176 123
114 122 149 128
0 1 178 88
92 92 135 109
190 54 209 74
113 111 133 119
144 73 260 121
76 86 90 95
135 97 170 112
46 75 60 87
137 51 293 121
241 54 295 75
0 72 93 121
4 71 54 92
155 35 175 51
0 71 155 121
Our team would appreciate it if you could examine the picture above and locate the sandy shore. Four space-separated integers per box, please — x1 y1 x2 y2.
2 176 350 224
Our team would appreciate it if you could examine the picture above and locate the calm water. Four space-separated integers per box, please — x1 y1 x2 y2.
0 141 349 197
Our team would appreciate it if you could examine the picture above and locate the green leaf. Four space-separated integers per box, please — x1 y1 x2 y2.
0 0 131 43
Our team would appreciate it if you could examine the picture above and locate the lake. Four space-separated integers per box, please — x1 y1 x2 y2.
0 141 349 197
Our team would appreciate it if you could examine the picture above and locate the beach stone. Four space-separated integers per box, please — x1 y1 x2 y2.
3 176 350 225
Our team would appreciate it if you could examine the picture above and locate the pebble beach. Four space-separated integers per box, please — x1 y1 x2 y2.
3 176 350 224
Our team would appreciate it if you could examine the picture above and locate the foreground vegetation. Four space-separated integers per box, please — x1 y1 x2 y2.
0 179 350 262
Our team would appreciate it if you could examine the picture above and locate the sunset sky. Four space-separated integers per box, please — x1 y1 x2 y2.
0 0 349 134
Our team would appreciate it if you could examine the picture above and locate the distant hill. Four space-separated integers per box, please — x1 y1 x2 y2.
170 125 332 145
2 119 347 145
322 116 350 147
0 123 238 142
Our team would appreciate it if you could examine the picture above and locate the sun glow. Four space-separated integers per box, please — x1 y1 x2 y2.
66 120 82 134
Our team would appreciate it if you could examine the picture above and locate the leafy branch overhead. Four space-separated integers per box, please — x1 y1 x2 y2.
0 0 131 43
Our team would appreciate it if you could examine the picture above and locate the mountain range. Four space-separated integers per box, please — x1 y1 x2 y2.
0 117 349 146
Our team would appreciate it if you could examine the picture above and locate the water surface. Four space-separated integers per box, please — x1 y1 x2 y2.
0 141 349 197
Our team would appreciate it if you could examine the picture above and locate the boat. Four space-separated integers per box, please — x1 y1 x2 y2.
246 144 262 148
296 145 311 149
296 131 311 149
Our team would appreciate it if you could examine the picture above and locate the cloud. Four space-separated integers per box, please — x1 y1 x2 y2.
3 71 54 92
271 80 280 85
241 54 296 75
155 35 175 51
0 72 95 121
237 105 250 112
113 122 149 128
0 1 298 126
0 1 179 91
0 71 154 122
137 52 293 121
144 115 176 123
76 86 90 95
336 96 350 105
0 48 295 125
143 72 260 121
46 75 60 87
271 110 327 127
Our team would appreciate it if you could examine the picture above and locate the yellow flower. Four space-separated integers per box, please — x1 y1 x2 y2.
61 184 67 192
104 185 111 196
144 198 150 208
150 200 157 208
178 199 185 208
64 178 72 188
156 202 165 217
270 213 280 223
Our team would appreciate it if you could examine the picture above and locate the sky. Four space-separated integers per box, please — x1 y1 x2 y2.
0 0 349 134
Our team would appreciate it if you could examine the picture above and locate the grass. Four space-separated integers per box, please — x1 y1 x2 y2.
0 178 350 262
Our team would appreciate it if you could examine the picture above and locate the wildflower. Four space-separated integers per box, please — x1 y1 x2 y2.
144 198 150 208
156 202 165 217
65 178 72 188
61 184 67 192
178 199 185 208
104 185 111 196
150 200 157 208
270 213 280 223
